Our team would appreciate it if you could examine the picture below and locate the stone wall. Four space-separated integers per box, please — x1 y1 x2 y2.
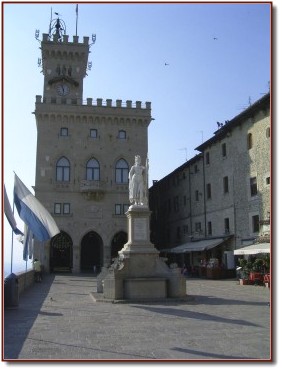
16 269 35 296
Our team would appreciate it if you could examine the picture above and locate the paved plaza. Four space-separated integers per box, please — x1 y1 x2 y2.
3 273 271 361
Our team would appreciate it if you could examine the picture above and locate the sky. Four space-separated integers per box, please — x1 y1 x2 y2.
1 1 272 273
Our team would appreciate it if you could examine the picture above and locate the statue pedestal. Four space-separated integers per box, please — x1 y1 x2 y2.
101 205 186 301
120 205 158 256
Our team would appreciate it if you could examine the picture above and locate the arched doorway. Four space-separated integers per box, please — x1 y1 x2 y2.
81 231 103 273
111 231 128 261
50 232 73 272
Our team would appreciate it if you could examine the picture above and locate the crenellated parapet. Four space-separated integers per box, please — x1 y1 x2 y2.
35 95 151 110
34 95 152 126
42 33 89 45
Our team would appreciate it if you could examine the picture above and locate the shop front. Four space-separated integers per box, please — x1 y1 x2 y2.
160 237 235 279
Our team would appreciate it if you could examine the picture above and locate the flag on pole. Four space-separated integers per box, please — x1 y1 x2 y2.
4 184 24 235
13 174 60 241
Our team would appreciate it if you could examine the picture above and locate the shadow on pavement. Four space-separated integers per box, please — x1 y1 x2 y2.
171 347 251 360
191 294 270 306
3 274 55 360
131 305 260 327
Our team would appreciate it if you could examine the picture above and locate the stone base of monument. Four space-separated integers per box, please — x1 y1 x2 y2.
97 205 187 301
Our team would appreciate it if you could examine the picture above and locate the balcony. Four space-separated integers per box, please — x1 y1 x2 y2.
80 180 107 200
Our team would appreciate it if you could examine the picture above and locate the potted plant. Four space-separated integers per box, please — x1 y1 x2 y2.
249 258 264 284
252 258 264 272
264 255 270 273
238 259 252 285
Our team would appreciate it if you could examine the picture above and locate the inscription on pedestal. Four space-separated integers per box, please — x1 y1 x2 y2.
134 218 147 241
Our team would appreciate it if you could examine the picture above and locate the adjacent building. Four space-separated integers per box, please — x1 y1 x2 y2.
149 93 271 271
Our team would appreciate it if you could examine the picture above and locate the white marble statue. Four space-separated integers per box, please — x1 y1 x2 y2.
128 155 148 206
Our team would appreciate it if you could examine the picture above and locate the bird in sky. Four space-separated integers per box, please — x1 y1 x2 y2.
165 63 169 66
213 37 218 40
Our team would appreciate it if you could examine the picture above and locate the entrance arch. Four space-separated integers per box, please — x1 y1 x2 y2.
81 231 103 272
50 231 73 272
111 231 128 261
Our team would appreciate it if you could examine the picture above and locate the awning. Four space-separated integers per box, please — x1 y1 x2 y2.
161 238 226 254
233 243 270 255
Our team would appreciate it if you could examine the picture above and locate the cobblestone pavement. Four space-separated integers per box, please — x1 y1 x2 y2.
3 274 271 361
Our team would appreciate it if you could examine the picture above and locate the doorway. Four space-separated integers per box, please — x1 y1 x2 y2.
50 232 73 272
80 231 103 273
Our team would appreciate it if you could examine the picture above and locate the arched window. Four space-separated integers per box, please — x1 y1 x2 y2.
115 159 129 184
86 158 100 181
56 157 70 181
247 133 253 149
118 130 126 139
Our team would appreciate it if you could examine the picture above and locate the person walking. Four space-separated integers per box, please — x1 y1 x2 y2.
33 258 42 282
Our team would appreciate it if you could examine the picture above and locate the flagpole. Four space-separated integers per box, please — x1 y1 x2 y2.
10 228 14 274
49 7 52 36
10 198 15 274
75 4 78 37
24 259 28 291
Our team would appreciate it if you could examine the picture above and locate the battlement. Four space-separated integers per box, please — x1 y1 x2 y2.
35 95 151 110
42 33 89 45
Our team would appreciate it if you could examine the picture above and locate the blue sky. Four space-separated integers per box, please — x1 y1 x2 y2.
2 1 271 273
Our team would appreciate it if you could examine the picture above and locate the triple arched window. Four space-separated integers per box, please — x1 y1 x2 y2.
56 156 129 184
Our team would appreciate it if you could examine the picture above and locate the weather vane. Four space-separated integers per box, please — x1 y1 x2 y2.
48 9 66 41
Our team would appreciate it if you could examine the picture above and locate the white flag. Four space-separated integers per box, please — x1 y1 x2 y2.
14 174 60 241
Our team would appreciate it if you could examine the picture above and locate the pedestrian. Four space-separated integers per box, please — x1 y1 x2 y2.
181 264 187 276
33 258 42 282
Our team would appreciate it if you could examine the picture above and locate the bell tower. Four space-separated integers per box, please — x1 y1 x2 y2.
34 10 152 274
39 15 90 102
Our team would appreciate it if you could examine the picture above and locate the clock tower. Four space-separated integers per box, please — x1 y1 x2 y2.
40 16 89 103
34 13 152 274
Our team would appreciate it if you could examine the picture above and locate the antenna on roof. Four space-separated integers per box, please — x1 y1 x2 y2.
178 148 188 162
197 130 204 143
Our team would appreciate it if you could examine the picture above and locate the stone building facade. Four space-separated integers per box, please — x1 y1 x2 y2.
149 93 271 268
34 23 152 273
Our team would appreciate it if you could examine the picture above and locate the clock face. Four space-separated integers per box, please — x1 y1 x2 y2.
56 84 70 96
